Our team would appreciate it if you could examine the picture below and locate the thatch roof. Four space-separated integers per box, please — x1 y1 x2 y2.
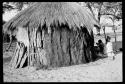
3 2 99 35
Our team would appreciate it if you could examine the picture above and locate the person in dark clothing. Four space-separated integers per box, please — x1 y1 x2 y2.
96 39 105 54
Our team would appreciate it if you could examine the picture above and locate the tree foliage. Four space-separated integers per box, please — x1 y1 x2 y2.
84 2 122 21
78 2 122 42
101 2 122 20
79 2 122 34
3 2 32 14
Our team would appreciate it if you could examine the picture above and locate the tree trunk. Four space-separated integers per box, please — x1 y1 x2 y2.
114 29 117 42
113 28 117 51
113 21 117 43
112 19 117 51
103 26 107 43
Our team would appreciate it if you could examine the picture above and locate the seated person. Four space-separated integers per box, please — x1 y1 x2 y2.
96 39 105 54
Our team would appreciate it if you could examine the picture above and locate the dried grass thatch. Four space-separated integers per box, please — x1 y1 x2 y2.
3 2 99 35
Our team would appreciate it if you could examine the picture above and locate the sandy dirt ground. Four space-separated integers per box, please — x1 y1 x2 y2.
3 52 122 82
3 33 122 82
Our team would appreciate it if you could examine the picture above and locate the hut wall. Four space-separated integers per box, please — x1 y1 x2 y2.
40 26 95 68
10 25 95 69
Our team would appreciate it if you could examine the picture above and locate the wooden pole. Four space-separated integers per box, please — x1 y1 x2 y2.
9 42 18 67
15 43 24 68
19 52 28 68
28 47 30 67
12 42 20 68
103 26 107 43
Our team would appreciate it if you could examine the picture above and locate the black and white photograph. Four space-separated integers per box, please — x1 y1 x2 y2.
3 2 122 82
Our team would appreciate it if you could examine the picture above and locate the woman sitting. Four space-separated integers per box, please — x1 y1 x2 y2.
105 36 115 60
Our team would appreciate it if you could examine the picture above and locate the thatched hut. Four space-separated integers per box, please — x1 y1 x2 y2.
3 2 99 69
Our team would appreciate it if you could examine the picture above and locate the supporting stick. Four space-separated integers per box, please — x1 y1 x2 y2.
12 47 20 68
9 42 18 67
27 47 30 66
19 52 28 68
15 43 24 68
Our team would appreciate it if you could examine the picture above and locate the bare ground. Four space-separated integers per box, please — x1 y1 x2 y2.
3 52 122 82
